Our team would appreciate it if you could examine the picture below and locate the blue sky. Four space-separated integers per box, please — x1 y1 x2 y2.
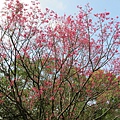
0 0 119 19
40 0 120 18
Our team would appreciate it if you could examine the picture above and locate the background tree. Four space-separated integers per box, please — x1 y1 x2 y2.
0 0 120 120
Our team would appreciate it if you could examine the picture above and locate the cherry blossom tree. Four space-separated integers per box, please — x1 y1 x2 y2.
0 0 120 120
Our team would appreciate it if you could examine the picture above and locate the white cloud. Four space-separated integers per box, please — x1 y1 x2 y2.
39 0 65 12
0 1 4 11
